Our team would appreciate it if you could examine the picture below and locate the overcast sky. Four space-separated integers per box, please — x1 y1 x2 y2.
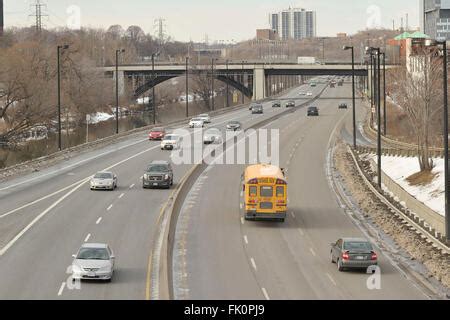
4 0 420 42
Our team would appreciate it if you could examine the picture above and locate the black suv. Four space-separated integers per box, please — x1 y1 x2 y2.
143 160 173 189
338 103 348 109
307 106 319 116
272 101 281 108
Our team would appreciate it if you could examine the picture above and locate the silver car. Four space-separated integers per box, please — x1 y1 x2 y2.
90 172 117 191
203 128 223 144
71 243 115 281
331 238 378 272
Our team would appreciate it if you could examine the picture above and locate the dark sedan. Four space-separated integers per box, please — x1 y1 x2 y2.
331 238 378 272
226 121 242 131
272 101 281 108
307 106 319 116
338 103 348 109
285 101 296 108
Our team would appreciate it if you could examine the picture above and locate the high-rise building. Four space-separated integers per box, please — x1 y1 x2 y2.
421 0 450 40
269 7 316 40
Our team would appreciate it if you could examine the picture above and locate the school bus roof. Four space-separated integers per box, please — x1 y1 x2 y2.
244 164 285 182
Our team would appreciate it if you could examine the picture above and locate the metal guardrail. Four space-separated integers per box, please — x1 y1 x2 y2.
349 145 449 253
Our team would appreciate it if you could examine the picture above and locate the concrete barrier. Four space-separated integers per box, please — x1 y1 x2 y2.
368 158 445 236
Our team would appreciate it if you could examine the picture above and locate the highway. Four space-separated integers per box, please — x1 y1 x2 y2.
172 82 429 300
0 80 327 299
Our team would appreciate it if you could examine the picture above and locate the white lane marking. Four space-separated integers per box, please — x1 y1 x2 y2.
241 217 245 225
107 205 113 211
57 282 66 296
118 193 125 199
0 178 88 256
84 234 91 242
250 258 257 271
262 288 270 300
310 248 317 257
0 177 90 219
244 235 249 245
298 229 304 236
290 212 295 219
326 273 337 286
240 191 244 197
0 139 149 192
96 217 102 225
129 184 135 189
240 203 243 209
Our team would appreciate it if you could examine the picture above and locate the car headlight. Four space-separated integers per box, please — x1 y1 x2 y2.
90 180 94 186
99 265 112 272
71 265 82 273
144 174 149 180
164 174 169 180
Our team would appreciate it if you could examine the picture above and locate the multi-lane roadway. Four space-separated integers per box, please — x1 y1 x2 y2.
0 79 428 299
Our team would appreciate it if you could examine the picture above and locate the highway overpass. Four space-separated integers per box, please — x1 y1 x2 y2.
102 63 369 101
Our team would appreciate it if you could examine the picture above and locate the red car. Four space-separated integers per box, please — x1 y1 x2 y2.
148 128 166 141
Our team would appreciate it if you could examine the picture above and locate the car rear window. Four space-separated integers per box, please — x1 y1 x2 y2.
343 241 373 251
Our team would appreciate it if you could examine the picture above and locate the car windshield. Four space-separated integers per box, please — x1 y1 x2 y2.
229 121 240 125
206 129 221 135
77 248 110 260
151 128 164 133
94 173 112 179
199 114 208 117
147 165 169 172
164 135 178 140
191 118 202 121
344 241 373 251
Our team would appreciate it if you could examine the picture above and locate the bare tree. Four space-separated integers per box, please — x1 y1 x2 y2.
390 47 443 171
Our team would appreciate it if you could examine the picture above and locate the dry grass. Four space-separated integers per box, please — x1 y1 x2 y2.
406 170 437 187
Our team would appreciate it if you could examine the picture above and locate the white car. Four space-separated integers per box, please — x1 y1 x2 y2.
161 134 181 150
307 92 313 97
203 128 223 144
90 171 117 191
189 118 205 128
71 243 115 282
298 92 306 96
198 113 211 124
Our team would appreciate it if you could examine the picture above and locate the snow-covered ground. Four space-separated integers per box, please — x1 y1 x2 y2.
372 155 444 217
88 112 115 124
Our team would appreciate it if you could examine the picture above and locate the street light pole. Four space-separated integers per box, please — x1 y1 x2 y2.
115 49 125 135
152 53 156 124
242 61 245 104
439 40 449 242
57 45 69 151
344 45 357 149
211 58 215 111
382 52 387 136
186 56 189 118
226 59 230 108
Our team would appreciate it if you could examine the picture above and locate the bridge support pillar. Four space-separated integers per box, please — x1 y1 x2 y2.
252 66 266 101
113 70 125 97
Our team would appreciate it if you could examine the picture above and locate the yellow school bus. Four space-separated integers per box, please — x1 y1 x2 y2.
243 164 287 222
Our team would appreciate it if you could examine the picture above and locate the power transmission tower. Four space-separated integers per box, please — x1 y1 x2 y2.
154 18 167 47
29 0 48 32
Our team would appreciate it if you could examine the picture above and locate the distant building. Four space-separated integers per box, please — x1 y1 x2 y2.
269 7 316 40
387 31 430 65
421 0 450 40
256 29 279 41
336 33 347 38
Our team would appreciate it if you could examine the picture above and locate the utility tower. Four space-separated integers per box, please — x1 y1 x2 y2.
29 0 47 32
154 18 167 47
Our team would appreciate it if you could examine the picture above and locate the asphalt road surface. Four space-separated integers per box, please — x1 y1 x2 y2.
0 80 327 299
172 82 429 300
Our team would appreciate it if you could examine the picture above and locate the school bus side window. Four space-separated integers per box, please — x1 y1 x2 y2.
249 186 257 197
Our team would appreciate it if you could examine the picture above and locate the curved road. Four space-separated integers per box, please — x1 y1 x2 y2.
172 83 430 300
